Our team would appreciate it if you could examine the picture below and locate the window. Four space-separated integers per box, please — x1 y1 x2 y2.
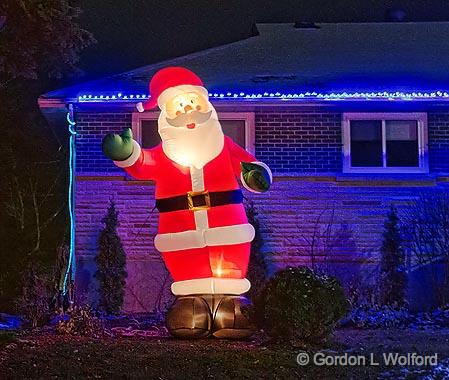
132 112 255 153
342 113 428 173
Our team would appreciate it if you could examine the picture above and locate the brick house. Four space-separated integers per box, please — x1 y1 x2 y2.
39 23 449 311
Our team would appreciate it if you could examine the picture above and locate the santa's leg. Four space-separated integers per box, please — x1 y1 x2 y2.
162 243 254 339
162 243 251 295
162 247 213 339
206 243 256 339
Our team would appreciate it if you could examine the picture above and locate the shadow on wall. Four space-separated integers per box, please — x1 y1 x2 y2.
75 258 98 306
316 223 378 307
407 262 449 311
124 258 173 313
76 257 174 313
286 207 379 306
400 189 449 311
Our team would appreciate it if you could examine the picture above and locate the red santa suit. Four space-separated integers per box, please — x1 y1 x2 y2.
114 134 272 296
114 67 272 296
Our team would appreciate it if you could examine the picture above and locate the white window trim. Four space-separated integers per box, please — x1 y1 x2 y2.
131 111 255 154
218 112 255 154
342 112 429 174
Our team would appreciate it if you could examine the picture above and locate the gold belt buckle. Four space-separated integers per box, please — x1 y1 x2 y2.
187 190 211 211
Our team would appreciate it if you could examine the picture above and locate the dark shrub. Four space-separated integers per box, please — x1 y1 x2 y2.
251 266 349 344
56 305 104 338
96 200 127 314
17 264 51 328
378 205 407 306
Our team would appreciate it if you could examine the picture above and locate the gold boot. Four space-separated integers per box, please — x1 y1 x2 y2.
209 295 256 339
166 296 212 339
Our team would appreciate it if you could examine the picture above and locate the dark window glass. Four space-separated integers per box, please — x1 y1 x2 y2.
350 120 382 167
140 119 247 149
141 119 161 148
220 120 246 148
386 120 419 167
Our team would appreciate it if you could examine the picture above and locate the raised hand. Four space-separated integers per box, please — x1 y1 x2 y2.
102 128 135 161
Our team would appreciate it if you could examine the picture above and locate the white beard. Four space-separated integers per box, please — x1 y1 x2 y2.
158 105 224 169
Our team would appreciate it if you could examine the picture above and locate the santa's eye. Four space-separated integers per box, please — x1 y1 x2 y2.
179 103 183 107
191 99 194 104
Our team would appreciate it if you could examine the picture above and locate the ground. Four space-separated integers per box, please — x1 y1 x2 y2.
1 328 449 379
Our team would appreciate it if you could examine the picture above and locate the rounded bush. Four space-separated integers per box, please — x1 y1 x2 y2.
251 266 349 344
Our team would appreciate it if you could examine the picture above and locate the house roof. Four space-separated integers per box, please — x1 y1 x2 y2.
39 22 449 106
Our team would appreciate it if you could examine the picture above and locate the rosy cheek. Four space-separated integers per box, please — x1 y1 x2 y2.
176 111 181 116
196 105 202 111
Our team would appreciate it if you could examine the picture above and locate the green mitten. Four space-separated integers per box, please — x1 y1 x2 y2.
102 128 134 161
241 162 271 192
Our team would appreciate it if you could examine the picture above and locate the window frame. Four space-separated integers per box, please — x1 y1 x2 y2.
342 112 429 174
131 111 255 154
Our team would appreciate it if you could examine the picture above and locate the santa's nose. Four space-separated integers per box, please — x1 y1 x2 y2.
183 104 193 113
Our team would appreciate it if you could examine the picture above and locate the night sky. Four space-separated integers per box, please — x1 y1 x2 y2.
75 0 449 82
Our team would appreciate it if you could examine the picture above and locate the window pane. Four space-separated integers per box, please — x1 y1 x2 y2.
141 119 247 149
220 120 246 148
386 120 419 167
350 120 382 167
141 120 161 148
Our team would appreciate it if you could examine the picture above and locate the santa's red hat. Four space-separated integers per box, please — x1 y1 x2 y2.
136 67 209 112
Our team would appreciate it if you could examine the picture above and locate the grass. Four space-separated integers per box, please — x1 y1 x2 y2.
1 328 449 379
0 331 17 348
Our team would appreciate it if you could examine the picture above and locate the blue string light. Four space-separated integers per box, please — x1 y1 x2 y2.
63 107 77 296
77 90 449 103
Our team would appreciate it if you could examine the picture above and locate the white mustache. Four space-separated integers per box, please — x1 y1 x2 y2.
166 110 212 128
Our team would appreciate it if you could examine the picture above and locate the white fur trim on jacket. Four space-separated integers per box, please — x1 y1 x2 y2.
171 277 251 295
113 140 141 168
158 85 209 109
240 161 273 193
154 223 255 252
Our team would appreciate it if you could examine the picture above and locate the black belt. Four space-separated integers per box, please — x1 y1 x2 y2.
156 189 243 213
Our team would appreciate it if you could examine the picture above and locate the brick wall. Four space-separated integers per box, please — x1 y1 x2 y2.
76 174 449 311
75 109 344 175
74 107 449 311
254 108 342 173
428 112 449 173
76 109 449 175
75 177 170 311
76 113 130 174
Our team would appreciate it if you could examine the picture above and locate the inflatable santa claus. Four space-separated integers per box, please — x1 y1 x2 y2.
102 67 272 339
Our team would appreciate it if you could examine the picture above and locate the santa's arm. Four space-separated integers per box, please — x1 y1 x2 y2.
102 128 158 180
227 136 272 193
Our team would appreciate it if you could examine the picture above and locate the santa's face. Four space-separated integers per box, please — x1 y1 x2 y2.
165 92 209 128
158 91 224 169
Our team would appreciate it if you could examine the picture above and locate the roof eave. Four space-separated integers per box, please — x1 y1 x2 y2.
38 96 74 109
